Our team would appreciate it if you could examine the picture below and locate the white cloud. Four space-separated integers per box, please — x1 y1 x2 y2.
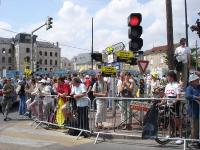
0 0 199 59
0 21 16 38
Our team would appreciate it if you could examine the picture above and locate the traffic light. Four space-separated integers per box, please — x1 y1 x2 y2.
46 16 53 30
128 57 137 66
191 18 200 38
91 53 102 62
128 13 143 52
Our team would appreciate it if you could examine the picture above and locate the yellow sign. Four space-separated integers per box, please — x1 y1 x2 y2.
116 51 134 59
101 66 117 77
106 46 114 54
24 69 32 76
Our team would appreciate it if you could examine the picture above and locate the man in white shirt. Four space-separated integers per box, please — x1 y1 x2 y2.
175 38 191 88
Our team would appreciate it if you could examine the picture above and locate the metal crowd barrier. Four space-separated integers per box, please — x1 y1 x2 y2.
90 97 200 150
27 94 91 139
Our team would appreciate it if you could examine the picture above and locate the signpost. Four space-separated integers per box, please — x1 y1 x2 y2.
138 60 149 74
116 50 134 62
101 66 117 77
105 42 125 54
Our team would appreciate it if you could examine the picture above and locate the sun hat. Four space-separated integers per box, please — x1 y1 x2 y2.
151 72 158 78
189 74 199 82
38 79 47 84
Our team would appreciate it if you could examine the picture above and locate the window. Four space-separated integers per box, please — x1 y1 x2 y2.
55 52 57 57
150 59 153 65
24 56 30 63
161 57 164 64
45 52 47 56
2 57 5 63
2 48 6 54
55 60 57 66
45 59 47 65
45 68 47 71
50 59 52 65
26 48 30 53
8 57 12 63
8 48 12 54
39 51 42 56
8 66 12 70
50 52 52 56
39 59 42 65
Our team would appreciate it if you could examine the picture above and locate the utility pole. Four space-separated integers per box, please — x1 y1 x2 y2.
184 0 189 46
91 18 94 70
196 40 198 70
166 0 174 70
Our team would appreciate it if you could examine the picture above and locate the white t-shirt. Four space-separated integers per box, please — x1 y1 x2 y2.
71 83 88 107
175 46 191 63
165 82 180 104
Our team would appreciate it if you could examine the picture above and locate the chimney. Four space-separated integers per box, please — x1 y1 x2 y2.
56 42 59 47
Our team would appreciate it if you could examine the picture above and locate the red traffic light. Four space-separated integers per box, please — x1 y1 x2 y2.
128 13 142 27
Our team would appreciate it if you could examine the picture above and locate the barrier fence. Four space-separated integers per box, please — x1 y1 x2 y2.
27 94 91 139
25 94 200 150
91 97 200 150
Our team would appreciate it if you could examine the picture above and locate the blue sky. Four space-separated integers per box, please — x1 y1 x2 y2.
0 0 199 59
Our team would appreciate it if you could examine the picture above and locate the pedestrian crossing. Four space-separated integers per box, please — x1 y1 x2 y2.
0 121 91 148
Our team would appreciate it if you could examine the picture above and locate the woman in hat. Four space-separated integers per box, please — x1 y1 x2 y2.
150 72 160 97
185 73 200 146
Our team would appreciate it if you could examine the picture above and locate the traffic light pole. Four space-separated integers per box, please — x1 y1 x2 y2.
91 18 94 70
30 23 46 72
184 0 189 46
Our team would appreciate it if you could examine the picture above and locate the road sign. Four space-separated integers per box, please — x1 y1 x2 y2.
101 66 117 77
138 60 149 74
116 50 134 59
105 42 125 54
108 54 114 63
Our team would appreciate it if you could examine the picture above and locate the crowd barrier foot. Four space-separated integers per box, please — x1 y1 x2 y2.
94 132 100 144
77 130 83 140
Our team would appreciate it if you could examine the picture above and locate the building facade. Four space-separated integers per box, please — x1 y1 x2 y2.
0 37 15 71
143 44 179 75
72 52 100 71
0 33 61 73
60 57 72 70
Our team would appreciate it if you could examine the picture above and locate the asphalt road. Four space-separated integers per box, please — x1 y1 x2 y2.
0 103 192 150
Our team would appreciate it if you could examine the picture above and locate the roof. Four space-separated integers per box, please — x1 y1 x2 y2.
36 41 59 48
144 44 179 56
0 37 13 44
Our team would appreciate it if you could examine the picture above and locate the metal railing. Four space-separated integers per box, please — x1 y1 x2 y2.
90 97 200 150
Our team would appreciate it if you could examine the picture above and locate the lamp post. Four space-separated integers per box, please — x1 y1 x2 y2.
30 16 53 72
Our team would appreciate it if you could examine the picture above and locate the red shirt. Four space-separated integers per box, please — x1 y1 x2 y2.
85 79 91 90
57 83 71 102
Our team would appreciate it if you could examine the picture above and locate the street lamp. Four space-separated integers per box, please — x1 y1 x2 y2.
30 16 53 72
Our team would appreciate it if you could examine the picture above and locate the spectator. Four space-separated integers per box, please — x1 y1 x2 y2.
150 72 160 97
56 77 71 125
164 71 182 144
71 77 89 133
118 72 134 130
185 73 200 146
16 80 26 115
175 38 191 88
1 78 14 121
92 72 108 129
84 75 91 90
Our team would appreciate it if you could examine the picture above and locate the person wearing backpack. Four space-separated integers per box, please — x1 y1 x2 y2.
92 72 108 129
